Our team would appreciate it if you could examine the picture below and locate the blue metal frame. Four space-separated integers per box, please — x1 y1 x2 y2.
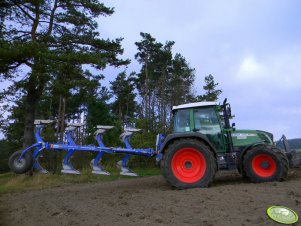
32 125 47 172
155 134 165 162
92 133 106 169
121 133 133 167
21 124 158 165
44 143 155 156
62 129 77 167
19 125 45 161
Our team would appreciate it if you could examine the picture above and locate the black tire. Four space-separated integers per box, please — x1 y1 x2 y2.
243 145 288 183
161 138 216 189
9 151 33 174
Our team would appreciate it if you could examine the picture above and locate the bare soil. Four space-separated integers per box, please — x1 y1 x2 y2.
1 169 301 226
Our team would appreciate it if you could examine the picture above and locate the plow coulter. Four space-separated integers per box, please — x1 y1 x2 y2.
9 120 159 177
8 99 301 189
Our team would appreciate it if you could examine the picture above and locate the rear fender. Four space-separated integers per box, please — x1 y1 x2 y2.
159 133 218 162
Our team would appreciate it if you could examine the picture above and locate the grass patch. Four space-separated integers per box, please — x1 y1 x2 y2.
0 167 161 195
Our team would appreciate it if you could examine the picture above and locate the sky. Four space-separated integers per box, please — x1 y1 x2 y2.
0 1 300 140
97 0 301 139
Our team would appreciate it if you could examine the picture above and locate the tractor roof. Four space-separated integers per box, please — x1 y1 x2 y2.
172 101 218 111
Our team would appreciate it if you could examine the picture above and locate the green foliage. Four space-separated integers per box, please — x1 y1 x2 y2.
197 74 222 101
85 95 121 146
110 72 137 125
0 0 128 147
170 53 196 105
134 32 195 132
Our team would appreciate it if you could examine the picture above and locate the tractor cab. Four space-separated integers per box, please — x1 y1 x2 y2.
171 99 275 154
172 100 232 154
173 102 221 134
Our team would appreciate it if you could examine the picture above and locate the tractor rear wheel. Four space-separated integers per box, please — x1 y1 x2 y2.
9 151 33 174
161 139 216 189
243 145 288 183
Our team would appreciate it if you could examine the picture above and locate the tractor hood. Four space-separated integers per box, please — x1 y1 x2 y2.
231 130 274 147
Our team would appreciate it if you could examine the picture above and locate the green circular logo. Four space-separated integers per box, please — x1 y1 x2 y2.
267 206 299 224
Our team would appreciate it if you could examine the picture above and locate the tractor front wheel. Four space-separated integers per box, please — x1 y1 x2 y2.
243 145 288 183
9 151 33 174
161 139 216 189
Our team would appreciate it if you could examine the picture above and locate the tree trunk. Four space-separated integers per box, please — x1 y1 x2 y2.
151 91 155 131
60 96 66 141
23 1 41 148
57 95 62 141
57 95 66 143
52 95 65 173
23 95 37 148
23 77 39 148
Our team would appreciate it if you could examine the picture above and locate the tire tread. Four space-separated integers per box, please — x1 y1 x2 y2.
161 138 216 189
243 145 288 183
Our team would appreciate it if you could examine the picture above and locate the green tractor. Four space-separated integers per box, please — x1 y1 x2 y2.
159 99 300 189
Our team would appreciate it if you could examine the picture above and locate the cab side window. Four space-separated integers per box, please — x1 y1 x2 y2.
174 109 191 132
194 108 221 134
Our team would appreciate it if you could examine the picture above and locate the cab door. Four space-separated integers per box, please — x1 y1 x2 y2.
193 107 226 153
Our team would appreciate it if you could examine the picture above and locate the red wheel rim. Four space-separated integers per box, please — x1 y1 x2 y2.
171 148 206 183
252 154 276 177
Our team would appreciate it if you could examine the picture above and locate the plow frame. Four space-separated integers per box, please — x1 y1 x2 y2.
15 122 158 175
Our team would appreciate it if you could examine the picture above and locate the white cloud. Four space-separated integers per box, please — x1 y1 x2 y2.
237 55 267 80
231 50 301 91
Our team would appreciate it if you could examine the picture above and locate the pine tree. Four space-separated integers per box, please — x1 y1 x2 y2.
0 1 128 147
134 32 163 122
197 74 222 101
110 72 137 126
134 33 195 132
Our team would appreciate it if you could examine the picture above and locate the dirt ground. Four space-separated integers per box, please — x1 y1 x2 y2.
0 169 300 226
